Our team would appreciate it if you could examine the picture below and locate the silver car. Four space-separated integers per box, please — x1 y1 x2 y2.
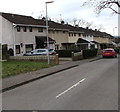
23 49 56 56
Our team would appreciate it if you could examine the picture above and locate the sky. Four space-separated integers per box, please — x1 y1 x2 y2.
0 0 118 36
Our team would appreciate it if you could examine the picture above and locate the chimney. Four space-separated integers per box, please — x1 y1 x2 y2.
61 20 64 24
75 25 79 27
95 29 97 31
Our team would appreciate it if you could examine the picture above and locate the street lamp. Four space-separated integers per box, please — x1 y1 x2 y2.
45 1 54 64
113 27 117 36
13 23 17 56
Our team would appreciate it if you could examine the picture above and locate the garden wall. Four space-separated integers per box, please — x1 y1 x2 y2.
72 51 83 61
10 54 59 64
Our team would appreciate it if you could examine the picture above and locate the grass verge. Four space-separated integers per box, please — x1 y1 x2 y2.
2 61 57 78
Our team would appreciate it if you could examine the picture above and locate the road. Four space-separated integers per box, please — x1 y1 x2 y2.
2 57 118 110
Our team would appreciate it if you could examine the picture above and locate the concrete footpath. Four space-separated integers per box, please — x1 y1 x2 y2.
2 55 102 92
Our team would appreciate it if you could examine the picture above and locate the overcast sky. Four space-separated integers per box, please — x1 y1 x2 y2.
0 0 118 36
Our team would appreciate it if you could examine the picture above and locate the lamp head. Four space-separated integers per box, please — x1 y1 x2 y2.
45 1 54 4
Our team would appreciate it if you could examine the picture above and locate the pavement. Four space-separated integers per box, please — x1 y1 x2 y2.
1 55 102 93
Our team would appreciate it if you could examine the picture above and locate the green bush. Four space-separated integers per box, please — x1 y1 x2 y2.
83 49 98 59
2 44 9 60
56 50 81 57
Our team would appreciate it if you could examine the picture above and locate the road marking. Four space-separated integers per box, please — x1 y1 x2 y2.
56 78 86 98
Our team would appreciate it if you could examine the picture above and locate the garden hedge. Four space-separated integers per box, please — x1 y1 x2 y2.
2 44 9 60
83 49 98 59
56 50 81 57
56 49 98 58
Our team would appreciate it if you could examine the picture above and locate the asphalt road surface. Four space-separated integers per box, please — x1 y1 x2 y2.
2 57 118 110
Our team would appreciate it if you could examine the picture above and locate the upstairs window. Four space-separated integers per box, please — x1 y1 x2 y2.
78 33 81 37
38 28 43 32
72 33 73 37
63 31 65 34
74 33 76 36
17 26 20 32
69 33 71 37
23 26 27 32
29 27 32 32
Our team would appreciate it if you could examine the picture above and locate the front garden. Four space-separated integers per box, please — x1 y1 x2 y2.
2 61 56 78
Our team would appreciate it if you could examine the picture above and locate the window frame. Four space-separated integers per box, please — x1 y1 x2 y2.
38 28 43 32
17 26 21 32
16 45 20 54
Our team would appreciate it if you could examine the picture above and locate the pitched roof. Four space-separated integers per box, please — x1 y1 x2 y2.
1 12 113 39
77 38 90 43
1 12 45 26
91 41 100 44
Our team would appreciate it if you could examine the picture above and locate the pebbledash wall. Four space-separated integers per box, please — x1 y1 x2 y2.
1 12 114 56
2 15 14 48
49 29 69 49
1 15 54 56
13 25 47 56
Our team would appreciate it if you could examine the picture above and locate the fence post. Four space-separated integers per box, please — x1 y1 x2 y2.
72 52 74 61
55 54 59 64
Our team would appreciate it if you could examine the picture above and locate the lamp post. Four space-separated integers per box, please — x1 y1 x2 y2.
45 1 54 64
13 24 17 56
113 27 117 36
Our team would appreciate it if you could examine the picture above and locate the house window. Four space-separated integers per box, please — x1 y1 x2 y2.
29 27 32 32
90 44 95 49
17 26 20 32
38 28 43 32
23 26 27 32
25 44 33 53
63 31 65 34
72 33 73 37
78 33 81 37
16 45 20 54
69 33 71 37
74 33 76 36
55 45 59 50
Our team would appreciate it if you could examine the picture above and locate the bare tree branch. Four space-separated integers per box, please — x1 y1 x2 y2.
82 0 120 15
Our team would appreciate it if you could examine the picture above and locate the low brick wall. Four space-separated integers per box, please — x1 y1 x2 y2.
72 51 83 61
10 54 59 64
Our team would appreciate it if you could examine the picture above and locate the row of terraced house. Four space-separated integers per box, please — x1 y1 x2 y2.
0 12 114 56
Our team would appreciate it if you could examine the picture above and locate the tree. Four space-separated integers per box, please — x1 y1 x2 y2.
82 0 120 15
72 18 104 30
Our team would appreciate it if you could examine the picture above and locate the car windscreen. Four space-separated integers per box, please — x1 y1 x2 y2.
49 49 53 52
104 50 113 52
37 50 46 52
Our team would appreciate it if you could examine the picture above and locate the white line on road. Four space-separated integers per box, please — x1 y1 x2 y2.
56 78 86 98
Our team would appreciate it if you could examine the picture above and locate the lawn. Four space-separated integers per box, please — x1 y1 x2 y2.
2 61 57 78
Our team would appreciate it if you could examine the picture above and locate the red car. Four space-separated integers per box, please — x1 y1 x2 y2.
102 48 117 58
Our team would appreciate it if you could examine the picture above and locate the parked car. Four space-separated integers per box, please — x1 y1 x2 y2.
102 48 117 58
23 49 56 56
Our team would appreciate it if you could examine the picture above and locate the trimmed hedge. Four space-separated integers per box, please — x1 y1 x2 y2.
83 49 98 59
2 44 9 60
56 49 98 59
56 50 81 57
